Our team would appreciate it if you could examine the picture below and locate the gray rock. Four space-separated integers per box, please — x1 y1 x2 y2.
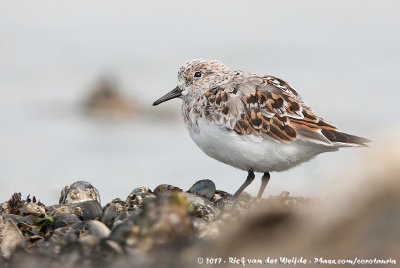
189 179 216 200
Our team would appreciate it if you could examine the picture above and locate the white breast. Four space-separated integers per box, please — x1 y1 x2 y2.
187 117 335 173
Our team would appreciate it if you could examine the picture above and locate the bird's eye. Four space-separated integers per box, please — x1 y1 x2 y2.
194 72 202 78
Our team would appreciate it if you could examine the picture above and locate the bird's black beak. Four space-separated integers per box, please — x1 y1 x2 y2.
152 86 183 106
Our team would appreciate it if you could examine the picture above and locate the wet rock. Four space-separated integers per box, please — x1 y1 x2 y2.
82 220 110 239
101 199 125 228
1 219 25 258
52 213 81 229
187 193 219 221
59 181 101 205
188 179 216 200
153 184 182 195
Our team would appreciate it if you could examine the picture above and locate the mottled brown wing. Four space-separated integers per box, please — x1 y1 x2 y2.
200 75 339 145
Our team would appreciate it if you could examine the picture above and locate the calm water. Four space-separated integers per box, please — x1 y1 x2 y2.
1 0 399 204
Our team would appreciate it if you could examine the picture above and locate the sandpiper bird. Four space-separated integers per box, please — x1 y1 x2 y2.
153 59 370 198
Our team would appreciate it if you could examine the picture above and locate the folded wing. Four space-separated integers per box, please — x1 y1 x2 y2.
199 75 370 147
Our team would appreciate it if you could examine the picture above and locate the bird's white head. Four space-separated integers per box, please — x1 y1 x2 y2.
153 59 231 106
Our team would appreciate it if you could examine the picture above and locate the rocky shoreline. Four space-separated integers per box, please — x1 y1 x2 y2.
2 142 399 268
0 180 306 268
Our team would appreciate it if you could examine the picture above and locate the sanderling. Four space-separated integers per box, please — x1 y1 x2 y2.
153 59 370 198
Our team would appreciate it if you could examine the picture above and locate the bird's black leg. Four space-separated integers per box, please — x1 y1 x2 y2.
257 172 270 199
234 169 255 198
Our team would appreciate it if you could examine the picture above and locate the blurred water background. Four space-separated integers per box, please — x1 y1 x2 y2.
1 0 399 204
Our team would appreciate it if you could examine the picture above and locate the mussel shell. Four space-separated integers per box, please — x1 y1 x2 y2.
101 200 125 229
187 193 219 221
3 214 34 225
188 179 216 200
82 220 110 239
73 200 103 221
59 181 101 204
108 217 136 244
52 213 81 229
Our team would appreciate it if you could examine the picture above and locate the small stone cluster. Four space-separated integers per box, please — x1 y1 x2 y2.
0 180 306 267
